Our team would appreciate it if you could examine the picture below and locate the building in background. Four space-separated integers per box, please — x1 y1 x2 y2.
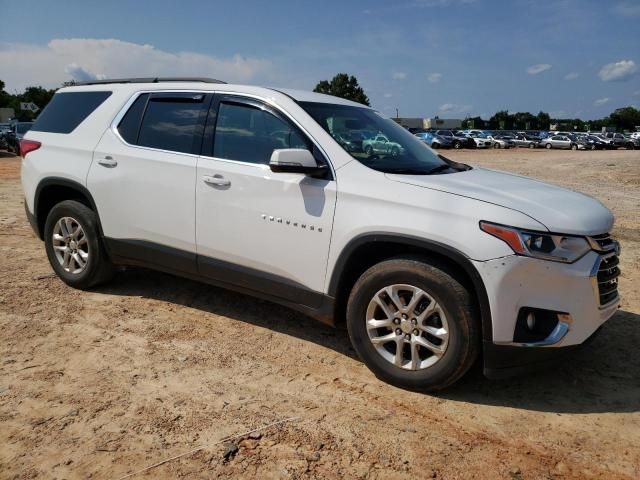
392 117 462 130
0 108 15 123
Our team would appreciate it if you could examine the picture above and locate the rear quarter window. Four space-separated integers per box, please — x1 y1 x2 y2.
31 91 112 134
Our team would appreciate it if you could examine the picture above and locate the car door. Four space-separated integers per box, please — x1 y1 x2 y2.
195 95 336 306
88 91 210 273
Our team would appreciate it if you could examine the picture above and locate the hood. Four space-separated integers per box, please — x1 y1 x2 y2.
386 167 613 235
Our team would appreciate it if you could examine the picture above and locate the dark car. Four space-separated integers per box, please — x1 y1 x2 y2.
583 135 608 150
435 130 475 149
4 122 34 155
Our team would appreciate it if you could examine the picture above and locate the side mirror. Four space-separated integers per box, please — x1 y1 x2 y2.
269 149 328 177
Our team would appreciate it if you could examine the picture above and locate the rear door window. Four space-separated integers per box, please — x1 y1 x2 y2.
31 91 112 134
136 93 207 154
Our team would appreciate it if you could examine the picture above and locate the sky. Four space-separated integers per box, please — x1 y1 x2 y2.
1 0 639 120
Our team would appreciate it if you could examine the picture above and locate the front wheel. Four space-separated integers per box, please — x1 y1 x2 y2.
571 144 578 150
529 143 535 149
453 141 461 149
44 200 115 289
545 143 552 149
493 143 501 149
346 257 480 391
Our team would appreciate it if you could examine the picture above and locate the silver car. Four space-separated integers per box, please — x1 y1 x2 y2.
540 135 577 150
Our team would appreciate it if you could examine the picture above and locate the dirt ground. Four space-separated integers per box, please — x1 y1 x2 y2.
1 148 639 480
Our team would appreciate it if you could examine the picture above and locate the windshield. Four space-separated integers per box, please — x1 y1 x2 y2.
299 102 465 175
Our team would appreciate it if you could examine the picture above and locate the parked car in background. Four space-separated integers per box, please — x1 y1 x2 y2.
512 134 539 148
584 135 608 150
433 130 475 149
622 134 639 150
414 131 453 149
489 134 516 149
463 132 492 148
540 135 577 150
603 132 625 149
589 133 617 149
4 122 34 155
363 133 405 156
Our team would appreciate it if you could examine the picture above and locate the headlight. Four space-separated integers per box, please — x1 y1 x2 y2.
480 221 592 263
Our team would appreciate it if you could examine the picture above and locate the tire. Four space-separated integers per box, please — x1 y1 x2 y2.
431 143 439 149
346 256 480 391
571 144 578 150
493 143 501 149
529 143 535 149
591 144 596 151
44 200 114 289
545 143 552 149
453 141 461 149
364 145 373 156
391 146 399 156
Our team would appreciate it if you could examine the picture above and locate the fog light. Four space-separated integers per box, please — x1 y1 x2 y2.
526 312 536 330
514 307 563 343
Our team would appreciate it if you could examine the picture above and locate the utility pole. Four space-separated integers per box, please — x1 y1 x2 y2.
395 108 399 119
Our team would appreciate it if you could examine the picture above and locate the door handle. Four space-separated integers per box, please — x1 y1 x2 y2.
97 156 118 168
203 174 230 187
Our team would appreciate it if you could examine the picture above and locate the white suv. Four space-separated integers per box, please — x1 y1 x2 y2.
21 78 621 391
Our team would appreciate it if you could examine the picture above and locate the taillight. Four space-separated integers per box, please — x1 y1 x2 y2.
19 139 41 158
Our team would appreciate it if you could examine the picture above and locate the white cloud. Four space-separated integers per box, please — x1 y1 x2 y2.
614 2 640 16
598 59 638 81
392 72 407 80
526 64 552 75
564 72 580 80
593 97 610 107
427 72 442 83
64 63 106 82
0 38 272 91
439 103 472 114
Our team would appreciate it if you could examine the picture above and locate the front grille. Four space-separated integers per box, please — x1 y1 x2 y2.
597 252 620 306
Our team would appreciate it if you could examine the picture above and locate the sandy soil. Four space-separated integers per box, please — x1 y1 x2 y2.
0 148 639 479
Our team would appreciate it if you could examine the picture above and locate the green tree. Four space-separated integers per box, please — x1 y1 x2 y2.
536 111 551 130
609 106 640 132
313 73 370 106
488 110 512 130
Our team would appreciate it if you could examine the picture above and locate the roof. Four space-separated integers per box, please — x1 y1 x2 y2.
60 79 371 109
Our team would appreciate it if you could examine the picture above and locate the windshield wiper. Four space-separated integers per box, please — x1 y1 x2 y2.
424 164 453 175
385 168 431 175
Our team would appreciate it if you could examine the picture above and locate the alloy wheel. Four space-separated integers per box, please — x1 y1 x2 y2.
365 284 449 370
52 216 89 274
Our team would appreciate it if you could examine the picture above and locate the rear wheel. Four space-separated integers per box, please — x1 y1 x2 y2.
453 141 461 149
529 143 535 149
346 257 480 391
364 145 373 157
493 143 501 149
44 200 114 289
545 143 552 149
571 144 578 150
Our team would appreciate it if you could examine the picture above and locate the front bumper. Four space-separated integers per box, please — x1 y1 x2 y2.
473 251 620 377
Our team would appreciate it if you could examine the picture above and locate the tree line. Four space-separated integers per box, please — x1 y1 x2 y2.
2 75 639 132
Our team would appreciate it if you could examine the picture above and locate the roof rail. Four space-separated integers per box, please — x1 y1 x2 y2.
65 77 227 86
